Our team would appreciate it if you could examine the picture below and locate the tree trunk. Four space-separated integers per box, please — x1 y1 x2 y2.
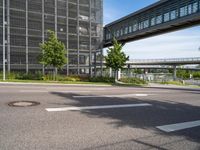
114 70 118 83
53 67 58 81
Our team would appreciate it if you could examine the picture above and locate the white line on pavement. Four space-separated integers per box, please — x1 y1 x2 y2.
46 103 152 112
157 120 200 132
56 91 90 93
73 94 154 98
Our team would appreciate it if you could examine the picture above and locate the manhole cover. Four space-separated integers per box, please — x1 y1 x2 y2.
8 101 40 107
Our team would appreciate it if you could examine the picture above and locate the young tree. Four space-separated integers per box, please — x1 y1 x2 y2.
39 30 67 80
105 38 129 82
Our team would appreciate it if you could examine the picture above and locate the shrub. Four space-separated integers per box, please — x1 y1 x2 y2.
7 72 17 80
15 71 43 80
120 77 147 85
0 71 43 80
193 72 200 79
89 76 115 83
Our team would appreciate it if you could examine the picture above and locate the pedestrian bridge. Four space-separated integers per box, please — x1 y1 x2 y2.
124 65 200 71
100 57 200 66
104 0 200 47
126 57 200 65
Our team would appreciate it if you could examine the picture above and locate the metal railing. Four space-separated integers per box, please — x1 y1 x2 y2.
127 57 200 65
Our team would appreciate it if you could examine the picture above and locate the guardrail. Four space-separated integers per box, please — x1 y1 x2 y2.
128 57 200 63
99 57 200 65
126 57 200 65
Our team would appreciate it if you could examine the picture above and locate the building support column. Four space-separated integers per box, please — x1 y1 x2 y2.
66 0 69 76
127 64 131 77
2 0 6 80
94 53 97 77
173 65 177 81
77 0 80 75
25 0 29 73
100 0 103 77
7 0 10 73
55 0 57 36
89 0 92 77
42 0 45 75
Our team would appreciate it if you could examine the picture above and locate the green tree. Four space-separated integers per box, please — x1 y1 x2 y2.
105 38 129 82
39 30 67 80
177 69 190 79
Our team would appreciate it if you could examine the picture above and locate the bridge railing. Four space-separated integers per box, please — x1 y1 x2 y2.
128 57 200 63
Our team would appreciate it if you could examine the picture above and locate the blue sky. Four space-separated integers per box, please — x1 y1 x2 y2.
103 0 200 59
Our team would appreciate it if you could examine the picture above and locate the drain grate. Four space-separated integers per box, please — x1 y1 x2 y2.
8 101 40 107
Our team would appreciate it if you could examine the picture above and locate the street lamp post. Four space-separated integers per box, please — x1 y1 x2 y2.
2 0 6 80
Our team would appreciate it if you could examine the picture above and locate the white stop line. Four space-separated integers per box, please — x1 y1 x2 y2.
46 103 152 112
157 120 200 132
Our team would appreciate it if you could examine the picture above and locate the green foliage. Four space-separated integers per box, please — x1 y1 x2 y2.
0 72 17 80
89 76 115 83
177 70 190 79
15 71 43 80
105 38 129 71
193 72 200 79
7 72 17 80
0 71 114 83
132 69 143 74
0 71 43 80
120 77 147 85
39 30 67 70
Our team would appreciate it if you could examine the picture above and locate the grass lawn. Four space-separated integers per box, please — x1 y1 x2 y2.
0 79 149 87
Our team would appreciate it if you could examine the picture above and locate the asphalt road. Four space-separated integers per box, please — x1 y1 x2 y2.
0 83 200 150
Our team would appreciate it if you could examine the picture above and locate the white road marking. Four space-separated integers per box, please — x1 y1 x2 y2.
157 120 200 132
57 91 90 93
46 103 152 112
73 94 154 98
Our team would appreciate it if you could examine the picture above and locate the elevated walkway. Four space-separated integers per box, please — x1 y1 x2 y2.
104 0 200 47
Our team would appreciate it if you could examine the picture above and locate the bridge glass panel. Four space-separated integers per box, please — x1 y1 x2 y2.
151 17 156 26
156 15 162 24
170 10 177 20
129 25 132 33
164 12 170 22
193 2 198 13
180 6 188 17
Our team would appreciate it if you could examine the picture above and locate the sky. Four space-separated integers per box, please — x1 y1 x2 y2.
103 0 200 59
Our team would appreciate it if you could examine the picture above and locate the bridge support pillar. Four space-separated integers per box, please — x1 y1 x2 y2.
128 64 131 77
173 65 177 81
